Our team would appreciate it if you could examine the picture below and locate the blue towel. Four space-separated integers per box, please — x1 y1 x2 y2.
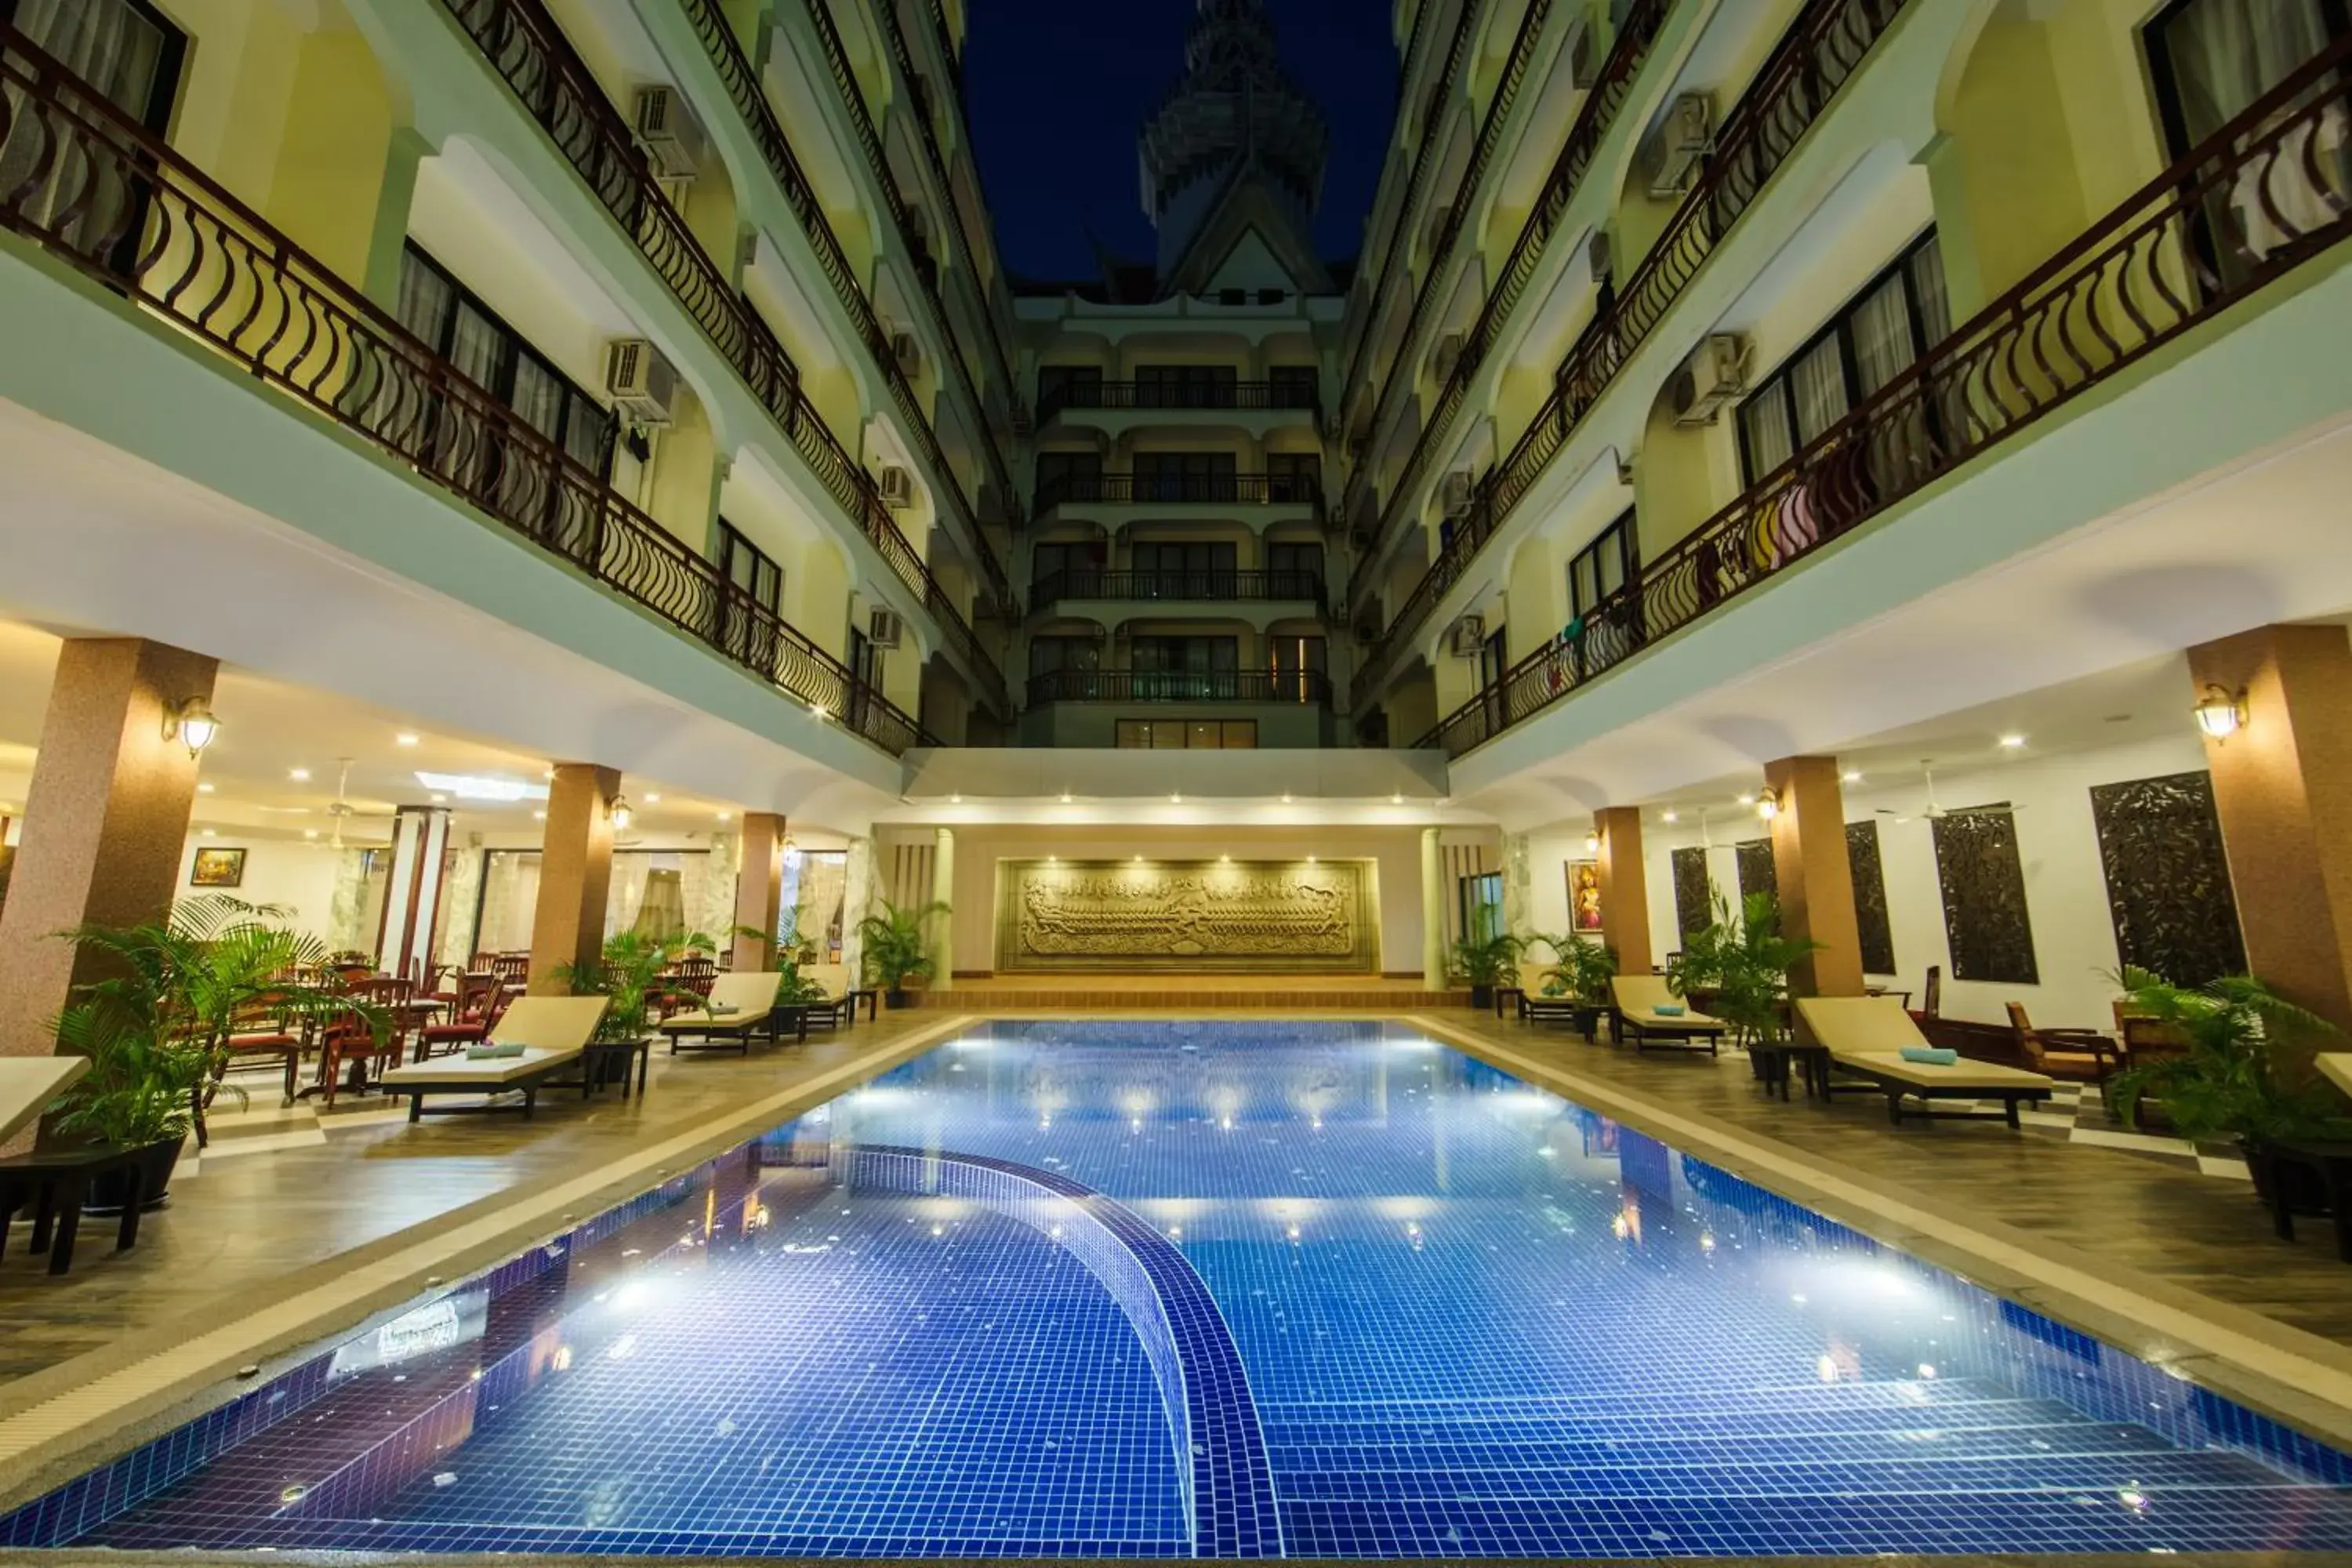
1900 1046 1958 1066
1652 1003 1686 1017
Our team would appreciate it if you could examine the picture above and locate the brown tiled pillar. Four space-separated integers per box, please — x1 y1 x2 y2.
1765 756 1864 1001
0 638 217 1068
731 813 786 972
528 763 620 994
1594 808 1652 976
2187 626 2352 1051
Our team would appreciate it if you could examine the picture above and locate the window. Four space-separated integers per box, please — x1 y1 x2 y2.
2147 0 2350 281
1032 538 1107 593
394 245 615 511
1135 364 1237 408
1567 509 1639 620
1459 871 1504 944
1268 633 1327 701
1735 233 1948 485
1029 636 1103 676
844 623 884 729
1037 363 1102 412
1134 451 1236 499
0 0 186 266
715 520 782 668
1035 449 1102 505
1131 635 1240 673
1268 365 1319 409
1131 540 1237 597
1266 452 1322 503
1115 720 1258 749
1266 542 1323 597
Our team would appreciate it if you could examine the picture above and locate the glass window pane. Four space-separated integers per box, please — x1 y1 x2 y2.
1907 241 1951 345
1849 272 1916 399
1739 383 1796 481
1790 336 1849 445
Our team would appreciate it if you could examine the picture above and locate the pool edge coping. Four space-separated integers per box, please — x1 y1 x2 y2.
1411 1014 2352 1457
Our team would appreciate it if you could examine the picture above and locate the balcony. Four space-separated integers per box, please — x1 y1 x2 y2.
1028 570 1329 615
1021 670 1334 746
1033 472 1324 519
1036 380 1320 432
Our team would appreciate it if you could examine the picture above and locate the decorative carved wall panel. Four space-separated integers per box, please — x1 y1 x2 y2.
996 858 1376 971
1846 819 1896 976
2089 771 2245 988
1671 847 1711 939
1930 806 2038 985
1735 839 1777 905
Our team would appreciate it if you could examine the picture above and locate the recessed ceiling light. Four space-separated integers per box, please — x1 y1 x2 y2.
395 733 419 747
1059 790 1073 804
715 810 731 822
288 768 310 782
303 829 318 840
1220 853 1231 862
1998 734 2027 749
200 827 216 838
1736 793 1755 805
430 793 448 804
1170 792 1181 803
1661 810 1679 823
532 809 547 820
1842 770 1862 783
543 768 556 780
1134 853 1144 862
197 782 215 794
1306 854 1317 864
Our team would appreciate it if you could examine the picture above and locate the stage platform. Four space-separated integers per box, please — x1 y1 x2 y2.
924 973 1469 1011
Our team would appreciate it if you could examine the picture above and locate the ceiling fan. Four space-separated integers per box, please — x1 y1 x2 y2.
322 758 397 849
1875 761 2025 827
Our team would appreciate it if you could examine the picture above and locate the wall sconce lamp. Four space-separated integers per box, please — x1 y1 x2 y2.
166 697 220 758
2194 684 2249 741
1755 788 1782 822
1583 829 1601 855
608 794 634 832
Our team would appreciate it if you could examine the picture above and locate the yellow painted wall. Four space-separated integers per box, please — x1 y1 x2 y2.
1932 11 2089 316
645 387 723 550
264 29 406 296
160 0 299 209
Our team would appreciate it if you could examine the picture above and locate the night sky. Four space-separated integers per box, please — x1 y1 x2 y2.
961 0 1399 284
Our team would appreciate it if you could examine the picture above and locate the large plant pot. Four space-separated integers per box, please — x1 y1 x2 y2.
2243 1138 2330 1214
1468 984 1495 1010
884 988 913 1010
82 1135 187 1216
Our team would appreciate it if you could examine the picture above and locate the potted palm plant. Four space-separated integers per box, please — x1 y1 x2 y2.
2107 967 2350 1203
855 898 949 1007
49 895 371 1208
557 929 717 1043
1533 931 1617 1036
732 914 829 1005
1668 891 1820 1050
1448 920 1528 1011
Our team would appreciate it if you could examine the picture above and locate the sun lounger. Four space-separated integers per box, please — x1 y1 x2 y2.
2318 1053 2352 1102
1796 996 2054 1127
1611 976 1729 1054
801 964 877 1025
659 972 789 1054
378 996 609 1120
0 1057 89 1147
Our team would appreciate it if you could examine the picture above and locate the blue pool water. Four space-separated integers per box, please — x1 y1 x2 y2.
8 1020 2352 1557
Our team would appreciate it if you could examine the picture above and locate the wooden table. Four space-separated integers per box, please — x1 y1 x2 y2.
1750 1040 1833 1102
0 1145 162 1276
2254 1138 2352 1263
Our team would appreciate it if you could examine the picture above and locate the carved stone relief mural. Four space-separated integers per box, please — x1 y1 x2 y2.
996 858 1376 972
1930 805 2038 985
1671 847 1711 939
2089 771 2245 988
1846 819 1896 977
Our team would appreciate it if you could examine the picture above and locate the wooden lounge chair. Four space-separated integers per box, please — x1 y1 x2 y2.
0 1057 89 1148
1797 996 2054 1128
2318 1054 2352 1102
377 996 610 1121
800 963 880 1027
1610 975 1729 1054
659 972 789 1054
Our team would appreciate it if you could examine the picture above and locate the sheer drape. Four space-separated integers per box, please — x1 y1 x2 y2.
475 851 542 953
1 0 170 256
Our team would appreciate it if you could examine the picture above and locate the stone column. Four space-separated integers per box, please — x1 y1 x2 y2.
931 827 957 986
1595 806 1652 976
1764 756 1865 1001
528 764 619 994
0 638 217 1064
841 836 875 987
2188 626 2352 1051
731 814 786 972
1420 827 1447 989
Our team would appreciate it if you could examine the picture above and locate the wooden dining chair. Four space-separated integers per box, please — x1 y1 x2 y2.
317 1011 401 1109
414 972 506 1061
2006 1000 2122 1085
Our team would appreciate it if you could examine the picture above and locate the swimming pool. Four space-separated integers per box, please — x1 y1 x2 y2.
7 1020 2350 1557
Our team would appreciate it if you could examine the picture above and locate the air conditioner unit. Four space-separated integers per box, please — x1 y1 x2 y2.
633 86 708 182
868 607 904 648
878 465 916 509
750 16 779 73
1644 93 1714 199
1448 615 1487 659
891 330 923 376
1427 204 1457 260
1432 332 1467 383
1569 24 1601 90
1668 333 1752 426
604 339 680 426
1441 470 1476 520
1587 230 1613 284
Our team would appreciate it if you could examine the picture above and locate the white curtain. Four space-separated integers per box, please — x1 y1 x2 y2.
604 852 652 940
475 851 541 954
2 0 169 255
2169 0 2332 142
1739 387 1797 481
1790 336 1848 445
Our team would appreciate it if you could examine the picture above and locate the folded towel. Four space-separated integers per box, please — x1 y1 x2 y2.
709 1003 738 1015
467 1040 527 1060
1651 1004 1686 1017
1900 1046 1958 1066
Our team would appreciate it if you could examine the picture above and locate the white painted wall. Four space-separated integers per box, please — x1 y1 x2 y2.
173 834 342 937
1526 731 2218 1029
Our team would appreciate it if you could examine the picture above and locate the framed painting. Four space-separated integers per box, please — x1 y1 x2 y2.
190 847 246 888
1568 860 1603 932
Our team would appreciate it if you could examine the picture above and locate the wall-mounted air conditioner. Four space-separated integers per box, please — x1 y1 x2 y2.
1587 230 1613 284
1570 25 1601 91
1643 93 1714 199
1448 614 1487 659
879 466 916 509
1669 334 1752 426
1432 332 1467 384
633 86 708 182
1441 470 1475 520
869 607 904 648
604 339 680 426
891 330 924 376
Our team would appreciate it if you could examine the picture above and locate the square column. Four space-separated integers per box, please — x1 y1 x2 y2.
2188 626 2352 1047
528 764 620 994
731 813 786 973
1764 756 1864 1000
1594 807 1652 976
1420 827 1447 989
0 638 217 1063
930 828 956 984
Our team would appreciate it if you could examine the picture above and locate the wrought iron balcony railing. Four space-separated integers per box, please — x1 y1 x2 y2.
1034 473 1325 512
1345 0 1672 543
437 0 1006 711
1026 670 1332 707
0 25 927 757
673 0 1013 618
1417 26 2352 757
1360 0 1907 686
1036 380 1321 423
1028 571 1328 612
